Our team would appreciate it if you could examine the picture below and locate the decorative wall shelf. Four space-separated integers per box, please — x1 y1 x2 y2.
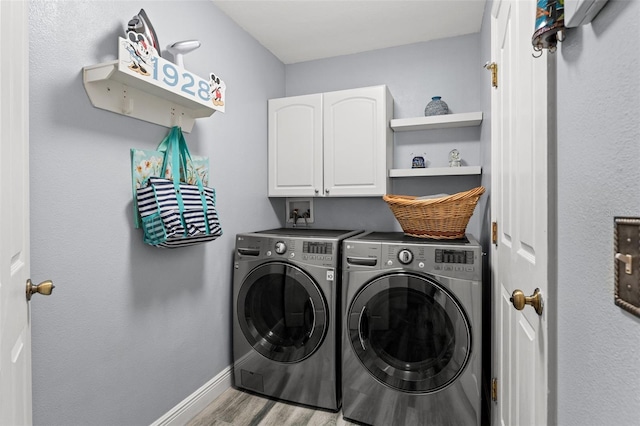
390 111 483 132
389 111 483 178
82 37 225 133
389 166 482 178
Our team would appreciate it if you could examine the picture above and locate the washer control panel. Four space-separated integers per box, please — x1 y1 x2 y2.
303 241 333 255
236 235 339 268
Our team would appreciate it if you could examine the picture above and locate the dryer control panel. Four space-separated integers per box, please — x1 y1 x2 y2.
343 239 482 282
435 249 475 264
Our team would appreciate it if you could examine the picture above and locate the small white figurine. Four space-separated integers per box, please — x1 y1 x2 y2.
449 149 461 167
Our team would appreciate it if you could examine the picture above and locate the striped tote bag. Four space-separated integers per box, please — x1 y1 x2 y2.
136 177 222 248
134 126 222 248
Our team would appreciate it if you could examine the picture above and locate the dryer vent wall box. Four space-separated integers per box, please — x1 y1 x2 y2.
565 0 609 27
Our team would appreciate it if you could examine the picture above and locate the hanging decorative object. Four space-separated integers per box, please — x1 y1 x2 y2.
424 96 449 116
532 0 565 57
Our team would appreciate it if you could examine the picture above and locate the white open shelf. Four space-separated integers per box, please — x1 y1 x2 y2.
389 166 482 178
390 111 483 132
83 61 217 133
82 38 224 132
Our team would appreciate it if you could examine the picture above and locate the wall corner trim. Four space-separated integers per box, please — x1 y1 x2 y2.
151 365 233 426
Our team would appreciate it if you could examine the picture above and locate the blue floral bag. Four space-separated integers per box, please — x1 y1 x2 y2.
131 130 209 228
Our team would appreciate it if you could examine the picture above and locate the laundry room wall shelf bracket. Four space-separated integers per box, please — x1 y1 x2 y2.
82 37 225 133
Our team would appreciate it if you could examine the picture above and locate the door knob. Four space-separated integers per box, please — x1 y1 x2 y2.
510 288 543 315
26 279 55 301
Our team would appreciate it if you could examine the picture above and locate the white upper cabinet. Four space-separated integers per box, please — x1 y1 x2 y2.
268 94 323 197
268 85 393 197
323 86 393 196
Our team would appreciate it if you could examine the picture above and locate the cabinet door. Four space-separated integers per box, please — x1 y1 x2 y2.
268 94 323 197
323 86 392 196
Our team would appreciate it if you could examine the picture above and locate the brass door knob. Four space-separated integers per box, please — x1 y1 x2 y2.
26 279 55 301
510 288 543 316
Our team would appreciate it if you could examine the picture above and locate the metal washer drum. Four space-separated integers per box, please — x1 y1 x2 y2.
236 261 328 364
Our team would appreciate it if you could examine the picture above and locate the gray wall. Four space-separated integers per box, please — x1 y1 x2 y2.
556 1 640 425
285 34 486 239
29 1 284 424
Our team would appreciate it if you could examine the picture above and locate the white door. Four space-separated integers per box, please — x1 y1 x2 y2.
268 94 323 197
490 0 552 425
0 1 33 425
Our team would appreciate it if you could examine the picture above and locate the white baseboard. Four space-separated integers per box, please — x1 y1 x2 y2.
151 365 233 426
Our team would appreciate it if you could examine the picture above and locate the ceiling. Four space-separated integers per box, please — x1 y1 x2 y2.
211 0 487 64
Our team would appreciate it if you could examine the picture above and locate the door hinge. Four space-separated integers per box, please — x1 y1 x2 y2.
491 377 498 402
484 62 498 88
492 221 498 245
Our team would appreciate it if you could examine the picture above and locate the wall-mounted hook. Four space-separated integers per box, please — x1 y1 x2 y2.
122 89 134 115
532 0 565 57
170 108 183 128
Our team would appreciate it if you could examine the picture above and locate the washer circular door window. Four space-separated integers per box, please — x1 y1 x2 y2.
238 262 328 363
347 272 471 393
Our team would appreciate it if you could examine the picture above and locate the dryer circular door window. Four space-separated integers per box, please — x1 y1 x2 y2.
238 262 328 363
347 273 471 393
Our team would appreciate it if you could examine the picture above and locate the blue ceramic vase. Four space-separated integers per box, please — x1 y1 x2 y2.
424 96 449 116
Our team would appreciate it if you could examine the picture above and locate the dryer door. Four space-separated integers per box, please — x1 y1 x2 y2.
347 272 471 393
238 261 328 363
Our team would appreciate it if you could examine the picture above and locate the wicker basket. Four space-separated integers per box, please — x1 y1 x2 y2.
383 186 485 239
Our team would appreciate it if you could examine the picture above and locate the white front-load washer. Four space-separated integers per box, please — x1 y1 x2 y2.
232 228 362 411
341 232 483 425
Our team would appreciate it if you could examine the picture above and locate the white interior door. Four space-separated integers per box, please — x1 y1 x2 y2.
0 1 32 425
491 1 551 425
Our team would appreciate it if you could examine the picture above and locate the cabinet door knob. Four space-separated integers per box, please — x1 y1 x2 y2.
325 188 329 194
314 189 319 194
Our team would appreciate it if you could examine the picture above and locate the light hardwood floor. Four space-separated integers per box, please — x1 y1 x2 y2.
186 388 358 426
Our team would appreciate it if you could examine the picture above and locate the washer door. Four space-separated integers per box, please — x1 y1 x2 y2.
347 272 471 393
238 262 328 363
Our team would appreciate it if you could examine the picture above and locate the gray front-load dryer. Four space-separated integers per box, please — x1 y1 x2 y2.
232 228 361 411
341 232 483 425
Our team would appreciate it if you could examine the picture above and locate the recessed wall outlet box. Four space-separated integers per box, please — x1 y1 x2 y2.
565 0 609 27
286 198 314 225
614 217 640 318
